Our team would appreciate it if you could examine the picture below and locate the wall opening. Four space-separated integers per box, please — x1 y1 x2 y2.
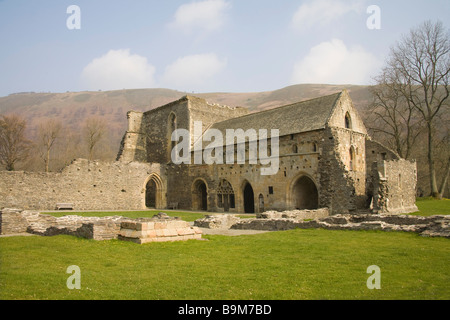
292 176 319 210
243 182 255 213
349 146 356 171
167 112 177 161
145 174 164 209
145 179 157 208
345 112 352 129
192 179 208 211
217 179 235 212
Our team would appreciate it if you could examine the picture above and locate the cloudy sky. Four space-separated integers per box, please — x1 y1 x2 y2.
0 0 449 97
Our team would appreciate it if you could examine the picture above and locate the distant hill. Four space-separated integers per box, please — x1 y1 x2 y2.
0 84 372 148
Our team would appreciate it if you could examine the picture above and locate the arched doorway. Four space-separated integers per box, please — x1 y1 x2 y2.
192 179 208 211
243 182 255 213
145 179 157 208
292 176 319 210
145 174 164 209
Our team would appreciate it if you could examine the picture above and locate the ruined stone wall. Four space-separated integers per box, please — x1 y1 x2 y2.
188 96 248 146
364 139 418 214
117 111 147 162
371 159 418 214
332 128 367 203
186 130 324 214
142 98 191 163
165 163 192 210
318 127 367 214
365 139 400 163
327 90 367 135
0 159 163 211
118 96 248 165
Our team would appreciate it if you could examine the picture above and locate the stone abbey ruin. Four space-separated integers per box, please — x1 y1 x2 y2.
1 90 418 215
4 89 441 241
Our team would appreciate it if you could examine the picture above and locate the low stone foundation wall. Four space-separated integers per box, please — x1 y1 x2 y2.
194 210 450 238
257 208 330 220
231 214 450 238
119 217 202 244
0 209 202 243
194 214 241 229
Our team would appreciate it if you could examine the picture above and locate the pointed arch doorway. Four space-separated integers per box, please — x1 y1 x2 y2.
145 174 165 209
243 181 255 213
192 179 208 211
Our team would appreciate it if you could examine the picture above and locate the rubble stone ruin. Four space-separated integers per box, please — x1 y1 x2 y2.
0 209 203 243
1 90 419 227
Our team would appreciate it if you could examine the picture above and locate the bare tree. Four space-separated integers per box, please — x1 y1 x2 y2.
381 20 450 198
0 114 32 171
37 119 62 172
83 117 106 161
368 70 423 160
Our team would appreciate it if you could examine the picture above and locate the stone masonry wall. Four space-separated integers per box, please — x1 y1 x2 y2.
0 159 163 211
186 130 324 213
373 159 418 214
365 139 417 214
319 127 363 214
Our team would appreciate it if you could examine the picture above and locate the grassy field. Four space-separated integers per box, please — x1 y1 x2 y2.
0 198 448 300
413 197 450 216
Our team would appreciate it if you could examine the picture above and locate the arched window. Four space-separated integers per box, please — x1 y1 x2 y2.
167 113 177 161
217 179 235 212
345 112 352 129
349 146 356 171
292 144 298 154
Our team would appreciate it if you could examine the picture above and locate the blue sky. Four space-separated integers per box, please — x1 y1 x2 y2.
0 0 449 97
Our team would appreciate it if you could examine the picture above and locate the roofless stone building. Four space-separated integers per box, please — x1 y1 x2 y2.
0 90 417 215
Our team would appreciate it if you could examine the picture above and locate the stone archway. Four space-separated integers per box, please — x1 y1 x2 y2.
291 175 319 210
145 174 165 209
192 179 208 211
243 181 255 213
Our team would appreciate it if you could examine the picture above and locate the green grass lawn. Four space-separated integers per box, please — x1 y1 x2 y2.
0 198 448 300
413 197 450 216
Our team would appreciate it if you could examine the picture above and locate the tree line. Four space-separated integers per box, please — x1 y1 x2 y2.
367 20 449 199
0 115 115 172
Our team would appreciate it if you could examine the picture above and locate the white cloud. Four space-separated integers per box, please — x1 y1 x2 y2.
169 0 231 34
292 0 363 32
81 49 156 91
291 39 381 85
162 53 227 91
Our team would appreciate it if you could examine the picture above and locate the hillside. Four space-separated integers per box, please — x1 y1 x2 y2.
0 84 372 147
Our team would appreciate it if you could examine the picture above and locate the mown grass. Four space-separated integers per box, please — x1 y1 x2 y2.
1 230 449 300
412 197 450 216
0 198 448 300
